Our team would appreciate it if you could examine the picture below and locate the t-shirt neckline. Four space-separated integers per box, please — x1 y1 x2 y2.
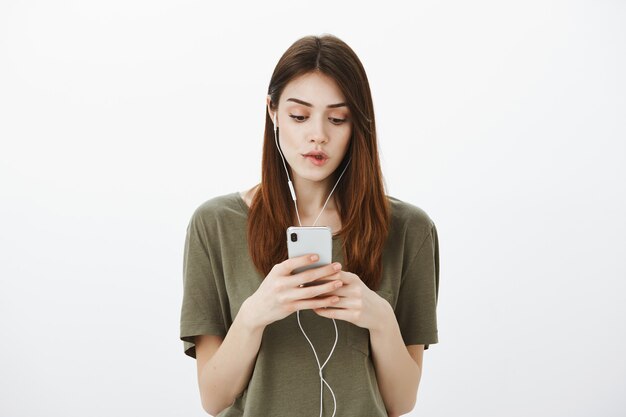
232 191 340 241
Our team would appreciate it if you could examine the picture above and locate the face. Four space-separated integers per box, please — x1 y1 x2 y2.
267 71 352 184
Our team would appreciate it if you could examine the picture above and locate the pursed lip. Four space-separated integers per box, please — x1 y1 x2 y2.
301 150 329 159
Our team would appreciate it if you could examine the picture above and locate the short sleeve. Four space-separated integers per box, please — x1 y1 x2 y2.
395 223 440 349
179 209 228 359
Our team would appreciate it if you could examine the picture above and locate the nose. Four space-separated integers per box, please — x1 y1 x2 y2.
309 136 328 144
308 118 328 144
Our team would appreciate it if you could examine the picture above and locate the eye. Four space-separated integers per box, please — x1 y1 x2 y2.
289 114 348 125
289 114 307 122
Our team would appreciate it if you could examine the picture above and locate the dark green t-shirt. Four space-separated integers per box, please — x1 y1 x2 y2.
180 192 440 416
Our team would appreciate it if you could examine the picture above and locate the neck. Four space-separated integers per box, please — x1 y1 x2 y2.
291 175 339 219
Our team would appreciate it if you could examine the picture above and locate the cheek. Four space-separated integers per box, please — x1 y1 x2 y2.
338 128 352 149
339 129 350 142
277 128 299 153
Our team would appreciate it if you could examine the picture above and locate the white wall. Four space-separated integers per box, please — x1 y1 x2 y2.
1 0 624 416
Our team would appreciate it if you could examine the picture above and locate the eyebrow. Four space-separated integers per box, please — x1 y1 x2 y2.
286 98 348 108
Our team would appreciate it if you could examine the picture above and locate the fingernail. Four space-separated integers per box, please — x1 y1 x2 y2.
333 263 341 271
311 254 319 261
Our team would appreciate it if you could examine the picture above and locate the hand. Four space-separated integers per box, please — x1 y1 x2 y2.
242 254 345 329
312 270 390 332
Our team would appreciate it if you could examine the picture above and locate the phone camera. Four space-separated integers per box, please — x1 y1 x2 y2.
290 232 298 242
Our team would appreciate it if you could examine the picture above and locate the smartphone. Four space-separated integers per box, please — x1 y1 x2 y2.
286 226 332 285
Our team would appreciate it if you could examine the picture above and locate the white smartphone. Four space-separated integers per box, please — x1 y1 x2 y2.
286 226 332 282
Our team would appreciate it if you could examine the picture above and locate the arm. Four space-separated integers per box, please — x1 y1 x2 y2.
196 300 265 415
369 301 422 416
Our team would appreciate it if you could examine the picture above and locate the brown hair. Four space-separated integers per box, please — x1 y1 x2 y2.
247 34 390 291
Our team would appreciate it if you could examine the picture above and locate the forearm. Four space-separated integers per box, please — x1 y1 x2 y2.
369 302 421 416
199 301 265 415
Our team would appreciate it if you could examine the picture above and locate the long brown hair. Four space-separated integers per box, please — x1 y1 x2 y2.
247 34 390 291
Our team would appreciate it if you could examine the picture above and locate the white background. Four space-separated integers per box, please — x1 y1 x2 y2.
1 1 625 416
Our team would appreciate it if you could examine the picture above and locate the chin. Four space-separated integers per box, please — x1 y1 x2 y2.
298 172 330 183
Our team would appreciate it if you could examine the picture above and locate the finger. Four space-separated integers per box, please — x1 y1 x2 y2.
313 305 348 319
295 262 342 287
293 294 340 311
279 253 320 275
296 277 343 300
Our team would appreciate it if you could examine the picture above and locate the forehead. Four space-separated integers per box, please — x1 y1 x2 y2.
280 72 346 106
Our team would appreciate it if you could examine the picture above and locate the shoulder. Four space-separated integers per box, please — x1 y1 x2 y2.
386 194 436 236
385 194 438 259
188 192 241 229
194 193 237 215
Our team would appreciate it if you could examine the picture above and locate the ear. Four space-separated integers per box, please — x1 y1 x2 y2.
266 95 277 126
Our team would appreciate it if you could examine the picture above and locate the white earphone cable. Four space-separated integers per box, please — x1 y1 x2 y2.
273 114 351 417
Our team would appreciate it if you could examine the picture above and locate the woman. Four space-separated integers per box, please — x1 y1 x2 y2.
180 34 440 417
